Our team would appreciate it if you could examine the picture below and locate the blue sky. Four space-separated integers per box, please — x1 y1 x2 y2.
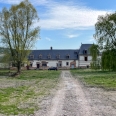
0 0 115 49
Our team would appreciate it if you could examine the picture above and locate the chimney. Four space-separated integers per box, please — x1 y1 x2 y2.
50 46 52 50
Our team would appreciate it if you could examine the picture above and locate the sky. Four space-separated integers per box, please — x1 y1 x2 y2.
0 0 115 49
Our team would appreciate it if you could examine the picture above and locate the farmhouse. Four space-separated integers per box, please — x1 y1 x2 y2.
28 44 94 69
0 43 101 69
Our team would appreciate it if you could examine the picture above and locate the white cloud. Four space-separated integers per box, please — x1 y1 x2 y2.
45 37 51 41
0 0 48 5
67 34 79 38
0 0 21 4
38 2 112 30
0 0 113 30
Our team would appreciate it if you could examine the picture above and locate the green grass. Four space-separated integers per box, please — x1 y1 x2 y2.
0 70 61 115
18 70 60 79
0 70 9 76
0 69 16 76
0 104 34 115
71 69 116 90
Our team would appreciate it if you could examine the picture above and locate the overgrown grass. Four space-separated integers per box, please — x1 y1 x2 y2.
71 69 116 90
0 69 10 76
0 70 61 115
0 69 16 76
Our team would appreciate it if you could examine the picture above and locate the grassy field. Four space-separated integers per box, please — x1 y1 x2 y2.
0 70 61 115
0 69 10 76
71 69 116 90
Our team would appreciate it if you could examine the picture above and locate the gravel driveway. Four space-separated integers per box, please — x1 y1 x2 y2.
35 71 116 116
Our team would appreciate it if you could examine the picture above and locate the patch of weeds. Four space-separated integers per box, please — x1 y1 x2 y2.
0 70 61 115
71 69 116 76
0 104 34 115
71 69 116 90
0 87 16 102
0 104 18 115
0 86 27 104
83 76 116 90
23 90 35 100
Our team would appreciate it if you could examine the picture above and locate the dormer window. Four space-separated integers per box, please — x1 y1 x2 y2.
74 51 78 54
66 54 70 59
83 50 87 54
30 55 34 59
48 55 51 59
39 54 42 59
56 54 60 59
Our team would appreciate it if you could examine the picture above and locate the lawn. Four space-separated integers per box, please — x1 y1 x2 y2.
0 70 61 115
71 69 116 90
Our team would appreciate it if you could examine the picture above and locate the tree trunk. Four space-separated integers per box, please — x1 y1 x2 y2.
17 61 21 74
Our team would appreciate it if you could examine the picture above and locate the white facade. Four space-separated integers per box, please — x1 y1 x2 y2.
78 55 102 68
30 60 78 68
79 55 92 67
79 56 92 61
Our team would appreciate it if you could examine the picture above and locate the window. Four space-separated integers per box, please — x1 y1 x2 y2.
48 55 51 59
85 50 87 54
42 63 47 66
30 55 34 59
66 62 69 65
74 51 78 54
39 54 42 59
56 55 60 59
42 61 47 67
58 61 62 67
83 50 87 54
85 56 88 61
87 65 89 68
66 55 70 59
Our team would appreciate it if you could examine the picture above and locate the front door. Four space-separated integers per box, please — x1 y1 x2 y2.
37 64 40 68
71 64 74 68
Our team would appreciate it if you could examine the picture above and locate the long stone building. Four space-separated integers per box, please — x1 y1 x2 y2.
0 44 101 69
28 44 97 69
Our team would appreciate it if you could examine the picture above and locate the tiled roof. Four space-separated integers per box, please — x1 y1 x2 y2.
0 44 94 61
28 49 79 60
79 44 93 55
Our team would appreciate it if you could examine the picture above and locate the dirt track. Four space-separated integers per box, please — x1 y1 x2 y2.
35 71 116 116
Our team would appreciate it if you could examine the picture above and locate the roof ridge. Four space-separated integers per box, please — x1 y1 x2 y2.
31 49 79 51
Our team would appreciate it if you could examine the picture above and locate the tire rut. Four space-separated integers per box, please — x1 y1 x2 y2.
47 71 93 116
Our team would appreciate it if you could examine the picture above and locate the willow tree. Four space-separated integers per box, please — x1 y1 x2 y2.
101 49 116 71
89 44 100 69
94 12 116 50
0 0 39 73
94 12 116 71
